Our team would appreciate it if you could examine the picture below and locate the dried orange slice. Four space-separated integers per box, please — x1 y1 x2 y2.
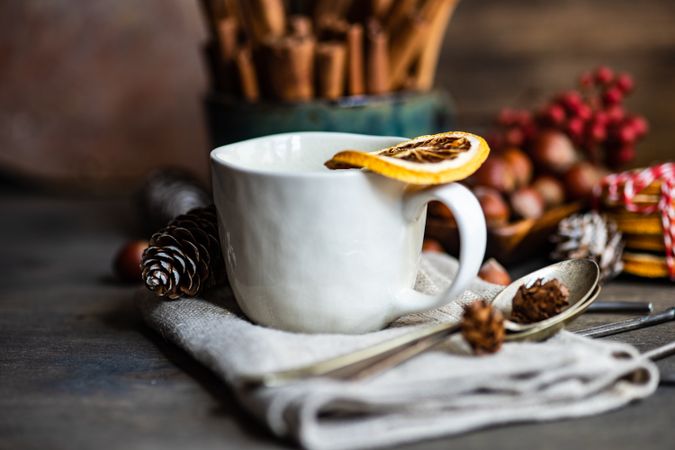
325 131 490 185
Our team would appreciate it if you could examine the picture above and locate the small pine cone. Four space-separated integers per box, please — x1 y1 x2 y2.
461 300 505 355
141 205 224 299
551 212 624 281
510 278 569 324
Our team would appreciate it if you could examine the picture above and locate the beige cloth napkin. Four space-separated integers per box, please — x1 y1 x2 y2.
138 252 658 450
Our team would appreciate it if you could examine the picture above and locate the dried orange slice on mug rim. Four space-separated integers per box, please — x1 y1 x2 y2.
325 131 490 185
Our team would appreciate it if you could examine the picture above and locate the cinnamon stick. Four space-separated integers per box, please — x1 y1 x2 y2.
366 24 390 95
370 0 393 20
314 0 354 28
216 16 238 62
265 37 316 102
235 46 260 101
240 0 286 44
388 13 429 90
346 24 365 96
289 15 313 38
316 42 347 100
414 0 458 91
384 0 417 32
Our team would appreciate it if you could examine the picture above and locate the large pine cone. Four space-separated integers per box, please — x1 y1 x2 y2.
141 206 224 299
551 211 624 281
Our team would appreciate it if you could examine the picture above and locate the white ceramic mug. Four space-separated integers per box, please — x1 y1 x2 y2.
211 132 486 334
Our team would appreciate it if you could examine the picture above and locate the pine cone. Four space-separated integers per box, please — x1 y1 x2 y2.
551 212 624 281
461 300 505 355
137 169 210 233
141 206 225 299
510 278 569 324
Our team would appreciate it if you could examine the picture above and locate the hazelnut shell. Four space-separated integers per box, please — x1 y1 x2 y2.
469 157 516 193
510 187 545 220
474 186 510 227
532 130 578 174
478 259 512 286
502 148 533 188
113 240 149 282
564 162 601 201
532 175 566 208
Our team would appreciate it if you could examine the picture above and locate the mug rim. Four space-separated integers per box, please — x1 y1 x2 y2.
210 131 406 179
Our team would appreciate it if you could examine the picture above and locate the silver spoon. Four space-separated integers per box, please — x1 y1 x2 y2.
239 259 600 388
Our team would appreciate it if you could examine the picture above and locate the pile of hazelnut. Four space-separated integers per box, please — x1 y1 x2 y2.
432 67 648 227
466 131 603 225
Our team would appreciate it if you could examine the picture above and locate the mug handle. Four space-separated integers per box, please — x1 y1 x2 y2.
392 183 486 317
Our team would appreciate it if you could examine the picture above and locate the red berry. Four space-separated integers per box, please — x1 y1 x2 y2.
579 72 594 87
566 117 585 140
589 123 607 142
630 116 649 137
560 90 583 109
602 88 623 106
573 103 593 121
543 104 566 125
593 111 609 125
605 105 625 123
615 73 634 93
498 108 517 126
595 66 614 85
618 126 637 144
504 127 525 148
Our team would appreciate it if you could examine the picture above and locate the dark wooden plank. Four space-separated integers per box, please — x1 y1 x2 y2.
0 189 673 450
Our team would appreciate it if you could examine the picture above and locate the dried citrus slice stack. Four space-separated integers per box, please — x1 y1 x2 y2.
325 131 490 185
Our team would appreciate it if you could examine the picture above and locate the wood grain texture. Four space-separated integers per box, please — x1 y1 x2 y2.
0 189 674 449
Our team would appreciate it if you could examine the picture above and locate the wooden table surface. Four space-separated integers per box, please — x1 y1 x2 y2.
1 187 674 450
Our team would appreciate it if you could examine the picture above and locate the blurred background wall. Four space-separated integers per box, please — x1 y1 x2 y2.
1 0 673 188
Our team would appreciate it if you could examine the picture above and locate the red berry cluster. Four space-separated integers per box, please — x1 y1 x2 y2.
490 67 648 168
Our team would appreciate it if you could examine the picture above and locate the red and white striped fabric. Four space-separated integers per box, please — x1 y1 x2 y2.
594 162 675 280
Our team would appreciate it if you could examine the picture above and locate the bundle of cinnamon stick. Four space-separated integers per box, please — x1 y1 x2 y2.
200 0 459 102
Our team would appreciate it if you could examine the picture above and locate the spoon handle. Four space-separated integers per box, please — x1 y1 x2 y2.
239 321 460 388
586 301 653 314
644 340 675 361
576 307 675 338
334 325 460 381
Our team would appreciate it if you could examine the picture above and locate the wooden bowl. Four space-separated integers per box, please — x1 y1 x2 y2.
425 202 582 265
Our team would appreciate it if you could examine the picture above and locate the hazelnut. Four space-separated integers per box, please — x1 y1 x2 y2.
113 240 149 282
531 175 566 209
428 200 454 221
470 157 516 193
422 239 445 253
564 162 601 201
474 186 510 227
478 258 512 286
532 130 578 174
510 187 545 220
501 148 533 188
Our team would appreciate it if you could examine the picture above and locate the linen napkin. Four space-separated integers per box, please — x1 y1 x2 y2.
138 252 658 450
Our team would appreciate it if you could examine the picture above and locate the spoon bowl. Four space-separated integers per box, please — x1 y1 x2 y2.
494 258 601 333
505 282 601 341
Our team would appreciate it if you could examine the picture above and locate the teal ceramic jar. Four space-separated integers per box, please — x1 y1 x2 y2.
205 90 455 146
